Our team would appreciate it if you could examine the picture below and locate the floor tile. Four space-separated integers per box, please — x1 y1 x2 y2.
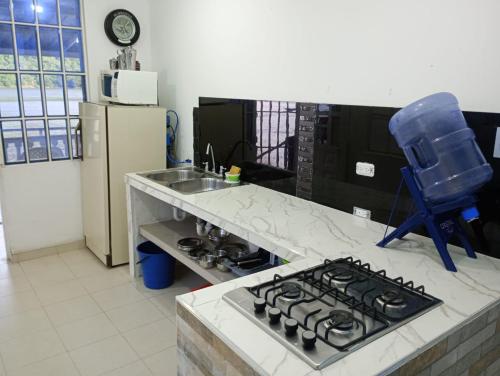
79 268 131 293
105 299 163 332
91 283 145 311
123 318 176 357
102 360 152 376
70 335 138 376
44 295 102 326
6 353 79 376
0 290 41 318
0 274 32 297
149 292 179 319
143 346 177 376
21 255 75 286
66 258 109 279
0 308 52 343
0 262 25 280
59 249 98 264
56 313 118 350
131 278 171 299
61 249 109 278
0 329 65 372
34 279 87 306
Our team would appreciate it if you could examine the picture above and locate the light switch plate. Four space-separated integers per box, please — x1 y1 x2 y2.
356 162 375 177
353 207 371 220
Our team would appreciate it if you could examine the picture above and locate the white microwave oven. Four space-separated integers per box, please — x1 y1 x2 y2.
100 70 158 105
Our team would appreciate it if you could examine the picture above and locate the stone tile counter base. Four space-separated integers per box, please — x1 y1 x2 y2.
178 301 499 376
177 303 259 376
390 303 500 376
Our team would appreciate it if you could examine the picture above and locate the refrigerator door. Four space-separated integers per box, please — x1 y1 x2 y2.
80 103 110 265
107 106 166 265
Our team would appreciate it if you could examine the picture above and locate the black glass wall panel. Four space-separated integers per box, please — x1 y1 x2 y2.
195 97 500 259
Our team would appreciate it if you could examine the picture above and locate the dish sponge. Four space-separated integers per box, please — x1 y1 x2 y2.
229 165 241 175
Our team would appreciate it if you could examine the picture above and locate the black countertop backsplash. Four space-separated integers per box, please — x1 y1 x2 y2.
194 97 500 259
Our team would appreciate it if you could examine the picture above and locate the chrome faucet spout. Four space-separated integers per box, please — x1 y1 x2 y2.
205 143 216 174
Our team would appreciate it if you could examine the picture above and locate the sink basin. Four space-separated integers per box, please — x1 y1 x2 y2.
140 167 207 184
168 178 235 194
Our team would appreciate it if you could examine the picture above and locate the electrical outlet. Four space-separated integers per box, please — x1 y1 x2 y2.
353 207 371 220
356 162 375 177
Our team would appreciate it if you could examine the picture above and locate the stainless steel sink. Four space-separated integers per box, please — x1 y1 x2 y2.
168 177 235 194
140 167 207 184
140 167 241 194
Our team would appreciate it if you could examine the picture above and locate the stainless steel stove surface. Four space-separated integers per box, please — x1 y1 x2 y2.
223 257 442 370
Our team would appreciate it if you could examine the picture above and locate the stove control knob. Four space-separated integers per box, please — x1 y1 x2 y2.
268 308 281 324
253 298 266 314
284 318 298 336
302 330 317 349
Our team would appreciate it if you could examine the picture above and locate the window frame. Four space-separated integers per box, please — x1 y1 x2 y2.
0 0 87 165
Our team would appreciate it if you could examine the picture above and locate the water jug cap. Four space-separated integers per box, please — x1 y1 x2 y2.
461 206 479 222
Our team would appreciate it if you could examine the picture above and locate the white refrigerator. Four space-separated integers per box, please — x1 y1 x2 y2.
78 102 166 266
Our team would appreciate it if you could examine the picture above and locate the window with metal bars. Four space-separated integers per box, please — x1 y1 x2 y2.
0 0 86 164
255 100 297 170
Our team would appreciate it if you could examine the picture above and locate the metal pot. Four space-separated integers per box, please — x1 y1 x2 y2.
199 254 216 269
208 228 231 243
216 260 230 272
177 237 204 252
212 249 227 258
188 249 208 261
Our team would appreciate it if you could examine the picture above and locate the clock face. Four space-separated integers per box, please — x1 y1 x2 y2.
104 9 140 47
112 15 136 42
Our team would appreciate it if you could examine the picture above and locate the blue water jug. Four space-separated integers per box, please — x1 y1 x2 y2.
389 92 493 203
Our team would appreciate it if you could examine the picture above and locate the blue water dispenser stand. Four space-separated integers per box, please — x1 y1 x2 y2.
377 166 477 272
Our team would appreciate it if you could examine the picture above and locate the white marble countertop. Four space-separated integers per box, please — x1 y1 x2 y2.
126 172 500 376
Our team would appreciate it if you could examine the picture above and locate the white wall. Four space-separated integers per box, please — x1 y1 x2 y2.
0 0 153 255
149 0 500 161
0 162 83 253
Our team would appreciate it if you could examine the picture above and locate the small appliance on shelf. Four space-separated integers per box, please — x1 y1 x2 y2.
100 70 158 105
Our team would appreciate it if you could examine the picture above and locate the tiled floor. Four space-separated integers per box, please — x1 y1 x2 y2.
0 248 207 375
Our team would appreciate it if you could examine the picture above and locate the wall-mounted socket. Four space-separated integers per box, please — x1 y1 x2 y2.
353 206 371 220
356 162 375 177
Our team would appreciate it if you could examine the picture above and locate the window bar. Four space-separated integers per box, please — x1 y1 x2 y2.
285 101 289 168
259 100 263 163
9 7 29 164
276 101 281 167
57 0 72 159
268 101 272 165
35 22 52 162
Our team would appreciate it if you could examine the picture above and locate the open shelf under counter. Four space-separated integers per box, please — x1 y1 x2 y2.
139 219 238 285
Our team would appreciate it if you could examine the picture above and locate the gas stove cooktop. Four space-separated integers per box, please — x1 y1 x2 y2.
223 257 442 370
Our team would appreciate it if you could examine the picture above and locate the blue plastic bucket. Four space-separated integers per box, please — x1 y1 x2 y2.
137 241 175 289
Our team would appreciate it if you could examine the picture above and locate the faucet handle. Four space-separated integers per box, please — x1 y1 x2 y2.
219 166 226 176
203 161 209 171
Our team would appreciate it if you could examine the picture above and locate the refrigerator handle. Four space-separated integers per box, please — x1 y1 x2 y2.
75 120 83 161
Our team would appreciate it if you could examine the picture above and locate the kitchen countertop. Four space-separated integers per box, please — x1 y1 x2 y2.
126 172 500 376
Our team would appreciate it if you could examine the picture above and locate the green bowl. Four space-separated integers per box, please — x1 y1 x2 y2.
225 173 240 183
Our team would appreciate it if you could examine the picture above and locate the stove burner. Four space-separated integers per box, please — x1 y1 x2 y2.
324 266 354 284
378 288 406 307
278 282 304 301
324 310 356 333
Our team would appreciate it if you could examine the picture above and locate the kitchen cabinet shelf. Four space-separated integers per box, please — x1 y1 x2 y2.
139 220 238 285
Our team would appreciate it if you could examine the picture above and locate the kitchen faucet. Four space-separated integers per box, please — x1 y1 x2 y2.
205 143 226 177
205 143 216 174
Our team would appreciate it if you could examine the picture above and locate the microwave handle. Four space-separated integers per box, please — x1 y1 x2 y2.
75 120 83 161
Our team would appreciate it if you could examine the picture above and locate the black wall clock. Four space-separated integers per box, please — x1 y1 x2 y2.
104 9 140 46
